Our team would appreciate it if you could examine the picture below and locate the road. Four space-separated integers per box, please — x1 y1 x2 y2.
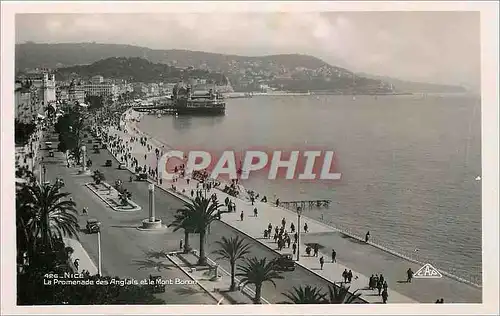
41 131 215 305
45 131 362 304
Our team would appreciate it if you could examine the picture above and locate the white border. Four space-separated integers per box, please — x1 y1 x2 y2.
1 1 498 315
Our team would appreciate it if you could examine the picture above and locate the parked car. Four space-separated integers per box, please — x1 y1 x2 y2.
105 160 112 167
136 173 148 181
118 163 127 170
86 218 101 234
147 275 165 293
273 254 296 271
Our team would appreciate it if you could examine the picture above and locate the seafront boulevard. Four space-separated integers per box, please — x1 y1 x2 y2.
99 107 482 303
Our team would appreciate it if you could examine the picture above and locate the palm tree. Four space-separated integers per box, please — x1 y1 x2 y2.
167 212 193 254
17 182 79 255
212 236 252 291
171 196 221 265
281 285 327 304
236 257 284 304
325 283 362 304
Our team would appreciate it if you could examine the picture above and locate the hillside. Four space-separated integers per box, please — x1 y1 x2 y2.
16 42 333 73
53 57 228 84
17 43 398 93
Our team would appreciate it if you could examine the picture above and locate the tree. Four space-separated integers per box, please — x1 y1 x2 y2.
325 284 362 304
167 212 193 254
170 196 221 265
15 119 37 146
236 257 284 304
16 182 79 257
212 236 252 291
92 170 105 185
281 285 327 304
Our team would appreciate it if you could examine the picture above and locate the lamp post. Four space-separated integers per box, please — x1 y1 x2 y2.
296 206 302 261
97 230 102 276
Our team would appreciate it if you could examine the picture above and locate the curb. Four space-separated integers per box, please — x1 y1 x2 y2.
165 253 224 305
85 182 142 212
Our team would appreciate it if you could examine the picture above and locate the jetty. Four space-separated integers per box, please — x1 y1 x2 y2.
280 199 331 210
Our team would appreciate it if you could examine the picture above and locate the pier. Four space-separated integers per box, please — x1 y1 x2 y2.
280 199 331 210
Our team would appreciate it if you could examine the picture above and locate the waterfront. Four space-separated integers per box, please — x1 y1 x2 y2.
138 94 482 284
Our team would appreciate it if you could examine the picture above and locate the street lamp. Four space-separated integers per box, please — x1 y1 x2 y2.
97 230 102 276
296 206 303 261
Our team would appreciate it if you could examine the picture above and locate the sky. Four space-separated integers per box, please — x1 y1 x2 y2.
15 11 481 89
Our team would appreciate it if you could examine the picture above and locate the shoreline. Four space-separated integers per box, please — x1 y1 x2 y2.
111 108 481 289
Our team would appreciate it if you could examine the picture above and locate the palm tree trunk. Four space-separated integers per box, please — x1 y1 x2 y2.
254 284 262 304
183 230 191 253
229 261 236 291
197 229 207 265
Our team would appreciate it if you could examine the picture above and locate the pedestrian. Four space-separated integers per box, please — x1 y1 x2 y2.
290 222 295 233
74 258 80 271
435 299 440 303
254 207 258 217
407 268 413 283
342 269 348 283
381 289 388 303
304 223 309 233
294 232 298 243
365 231 370 243
377 279 383 296
369 275 375 290
347 269 353 283
331 249 337 263
292 242 297 255
313 244 319 257
263 229 268 238
319 256 324 270
383 281 388 292
379 274 385 285
281 217 286 227
82 207 88 215
306 246 311 256
286 237 291 248
179 239 183 251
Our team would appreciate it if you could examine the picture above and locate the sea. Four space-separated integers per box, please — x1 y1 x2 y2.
138 94 482 284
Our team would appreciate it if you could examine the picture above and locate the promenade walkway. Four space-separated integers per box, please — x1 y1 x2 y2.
99 108 482 303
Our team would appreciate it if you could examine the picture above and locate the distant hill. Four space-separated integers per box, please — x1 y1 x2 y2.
53 57 227 84
15 42 392 93
357 72 467 93
15 42 331 72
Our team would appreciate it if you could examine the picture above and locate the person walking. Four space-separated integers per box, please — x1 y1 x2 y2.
377 279 383 296
365 231 370 243
313 244 319 257
240 211 244 221
381 289 388 304
347 270 353 283
407 268 414 283
290 222 295 233
383 280 388 292
253 207 258 217
292 242 297 255
319 256 324 270
74 258 80 271
304 223 309 233
331 249 337 263
342 269 348 283
179 239 183 251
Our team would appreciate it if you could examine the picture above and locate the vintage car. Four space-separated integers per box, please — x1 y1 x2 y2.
118 163 127 170
273 254 296 271
135 173 148 181
147 275 166 293
49 151 54 157
105 160 112 167
86 218 101 234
